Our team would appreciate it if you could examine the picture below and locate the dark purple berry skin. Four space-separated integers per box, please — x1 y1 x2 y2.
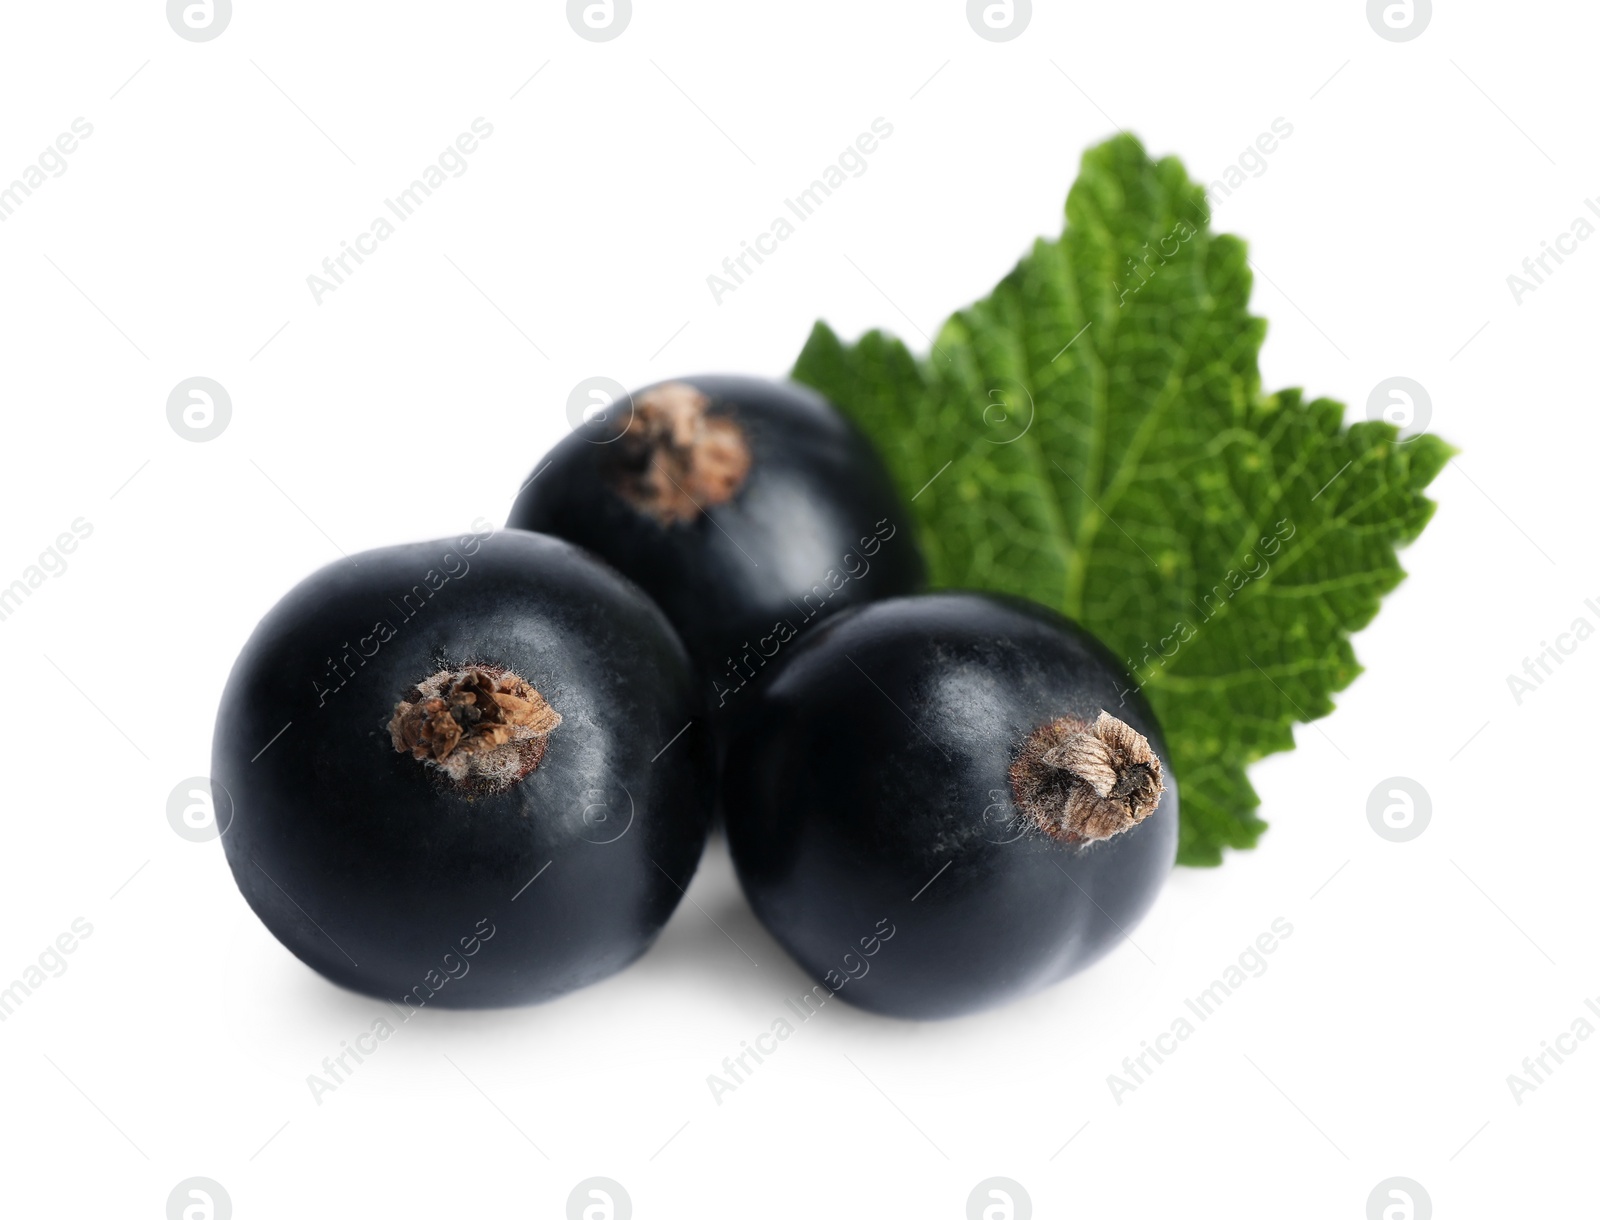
212 529 713 1008
722 592 1178 1020
506 375 924 726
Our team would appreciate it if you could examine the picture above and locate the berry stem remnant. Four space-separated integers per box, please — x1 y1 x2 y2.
390 667 561 793
611 382 752 524
1011 710 1165 842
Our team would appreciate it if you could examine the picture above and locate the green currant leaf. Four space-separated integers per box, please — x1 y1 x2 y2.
793 134 1451 866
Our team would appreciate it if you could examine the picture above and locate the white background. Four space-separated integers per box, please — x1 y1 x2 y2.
0 2 1593 1216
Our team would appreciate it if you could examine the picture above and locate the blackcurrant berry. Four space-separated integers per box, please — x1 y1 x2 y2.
211 527 713 1008
506 376 924 724
722 592 1178 1019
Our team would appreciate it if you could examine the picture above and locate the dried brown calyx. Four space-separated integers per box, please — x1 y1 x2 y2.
610 381 751 524
1010 710 1166 843
389 666 561 793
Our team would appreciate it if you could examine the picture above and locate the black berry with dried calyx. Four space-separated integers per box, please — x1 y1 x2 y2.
507 376 925 725
211 528 713 1007
721 592 1178 1019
